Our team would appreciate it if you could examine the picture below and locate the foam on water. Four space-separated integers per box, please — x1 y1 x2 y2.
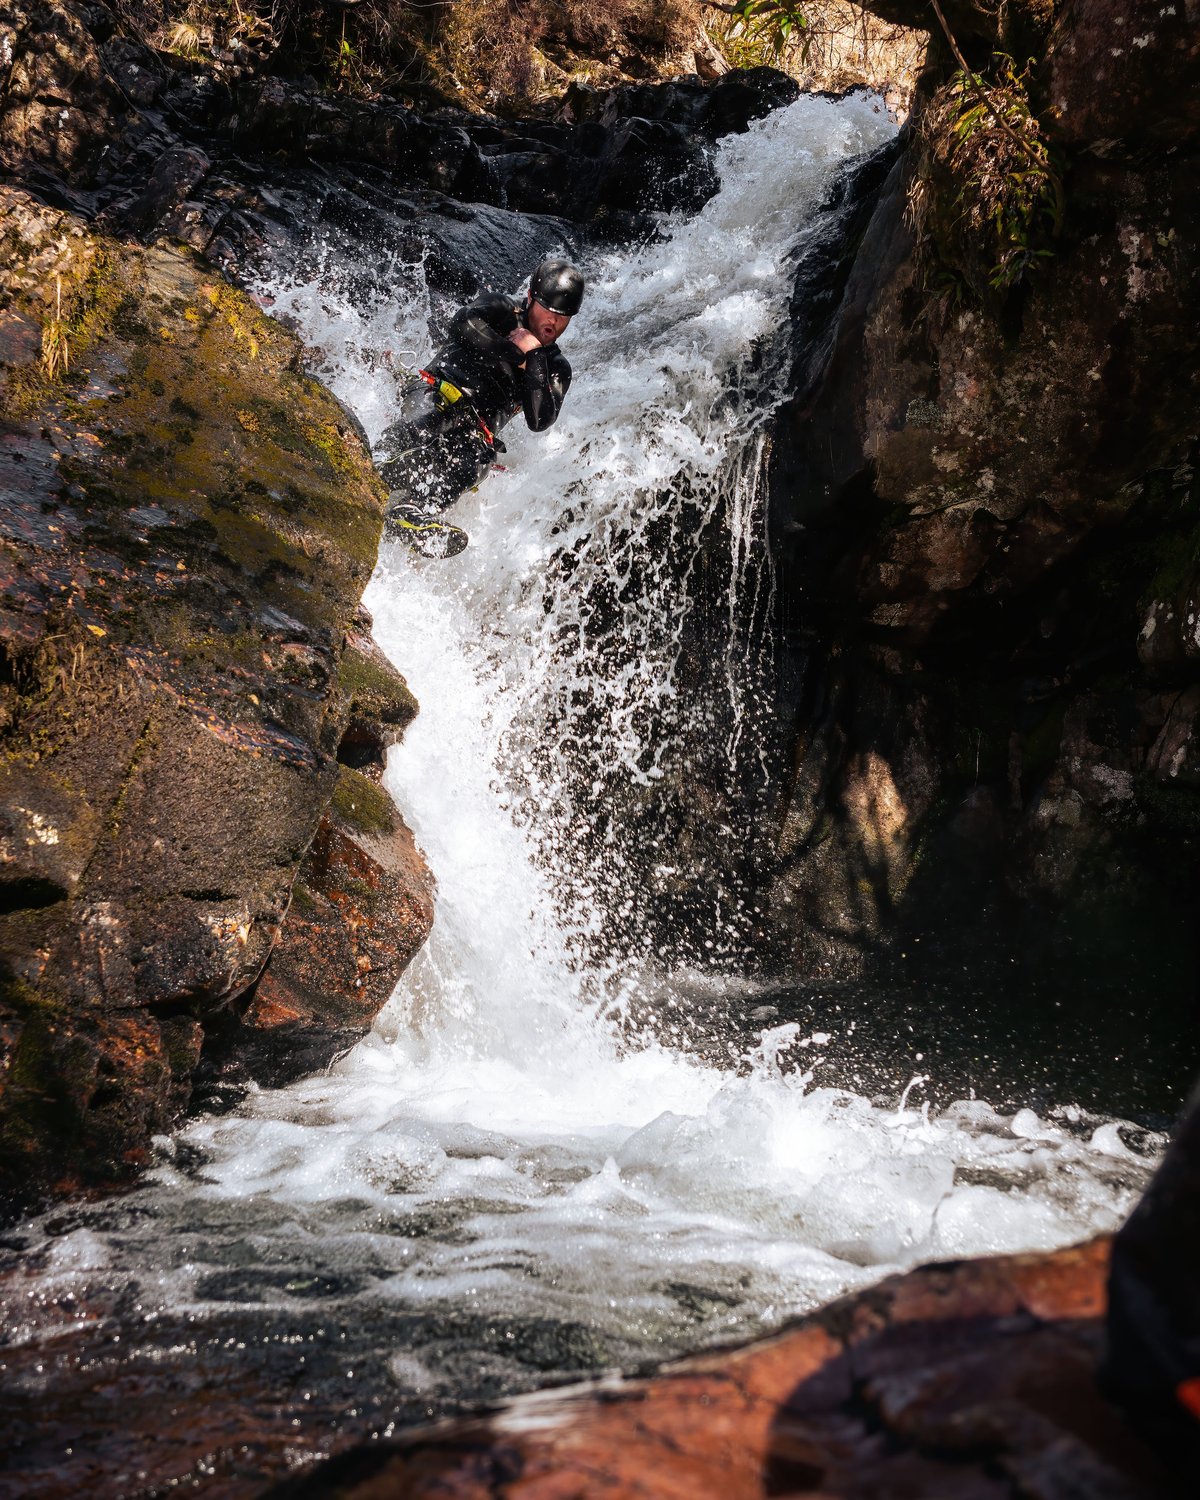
3 94 1157 1380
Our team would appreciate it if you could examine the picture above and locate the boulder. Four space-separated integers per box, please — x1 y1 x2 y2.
0 187 426 1200
199 631 435 1094
265 1239 1175 1499
765 0 1200 1032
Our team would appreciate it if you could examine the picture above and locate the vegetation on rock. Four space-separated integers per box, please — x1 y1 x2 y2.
911 51 1062 301
0 187 422 1202
103 0 926 112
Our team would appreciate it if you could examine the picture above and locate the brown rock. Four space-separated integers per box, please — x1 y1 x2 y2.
1045 0 1200 151
0 1 150 187
216 766 435 1087
0 186 403 1199
265 1241 1178 1500
766 0 1200 1008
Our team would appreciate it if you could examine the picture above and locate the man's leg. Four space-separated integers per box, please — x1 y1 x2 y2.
380 404 491 514
380 422 479 557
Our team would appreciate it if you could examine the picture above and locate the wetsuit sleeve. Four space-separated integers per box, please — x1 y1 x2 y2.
522 348 571 432
447 293 524 365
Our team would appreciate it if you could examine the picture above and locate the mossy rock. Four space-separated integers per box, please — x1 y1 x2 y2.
330 765 399 839
0 185 406 1203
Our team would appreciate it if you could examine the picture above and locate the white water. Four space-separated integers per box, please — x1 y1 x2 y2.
6 95 1158 1386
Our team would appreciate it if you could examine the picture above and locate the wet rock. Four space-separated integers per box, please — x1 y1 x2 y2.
2 1 806 258
584 65 801 139
102 143 211 236
1108 1079 1200 1472
766 0 1200 1020
0 187 405 1200
256 768 433 1028
595 115 719 218
336 622 418 770
199 760 434 1094
266 1240 1176 1499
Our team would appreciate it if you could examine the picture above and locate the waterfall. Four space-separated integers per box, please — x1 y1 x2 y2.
2 91 1159 1425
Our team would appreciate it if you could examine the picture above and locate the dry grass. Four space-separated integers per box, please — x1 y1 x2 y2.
165 18 204 56
109 0 924 114
429 0 702 109
41 278 70 382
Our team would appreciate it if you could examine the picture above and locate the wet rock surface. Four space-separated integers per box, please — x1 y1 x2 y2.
200 757 435 1097
0 186 428 1200
765 0 1200 1088
256 1239 1181 1499
1 1236 1176 1500
0 2 799 291
203 617 433 1094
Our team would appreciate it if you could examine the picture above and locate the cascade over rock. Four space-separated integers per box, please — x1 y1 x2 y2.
0 1 1194 1493
0 0 815 1201
0 0 803 1201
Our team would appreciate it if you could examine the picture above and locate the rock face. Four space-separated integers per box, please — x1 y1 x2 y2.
201 632 435 1093
764 0 1200 1078
0 1 799 274
1108 1080 1200 1470
265 1239 1177 1499
0 189 430 1200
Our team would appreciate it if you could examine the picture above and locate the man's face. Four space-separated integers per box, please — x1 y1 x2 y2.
526 296 571 345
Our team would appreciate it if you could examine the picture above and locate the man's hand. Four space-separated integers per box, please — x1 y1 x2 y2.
507 327 541 362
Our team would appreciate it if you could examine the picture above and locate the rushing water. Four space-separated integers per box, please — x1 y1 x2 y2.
0 94 1162 1497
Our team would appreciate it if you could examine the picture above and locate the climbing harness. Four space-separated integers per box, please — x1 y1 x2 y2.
417 367 497 448
418 367 466 410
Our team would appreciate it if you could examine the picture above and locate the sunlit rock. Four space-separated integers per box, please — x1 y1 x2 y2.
0 187 416 1199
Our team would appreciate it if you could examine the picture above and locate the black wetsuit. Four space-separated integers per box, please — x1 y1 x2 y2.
380 293 572 515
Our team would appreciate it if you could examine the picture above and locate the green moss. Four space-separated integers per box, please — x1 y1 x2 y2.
0 972 61 1021
289 880 317 915
0 364 52 421
338 646 418 726
330 765 398 837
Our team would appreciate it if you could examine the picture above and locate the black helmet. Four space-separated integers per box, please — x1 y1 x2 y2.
529 258 585 316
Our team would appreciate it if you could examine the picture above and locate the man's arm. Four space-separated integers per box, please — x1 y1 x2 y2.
522 348 571 432
447 293 524 364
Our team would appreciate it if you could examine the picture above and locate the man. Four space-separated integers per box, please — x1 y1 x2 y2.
380 257 585 557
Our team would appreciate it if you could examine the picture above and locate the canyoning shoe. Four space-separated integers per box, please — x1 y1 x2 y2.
386 502 469 559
